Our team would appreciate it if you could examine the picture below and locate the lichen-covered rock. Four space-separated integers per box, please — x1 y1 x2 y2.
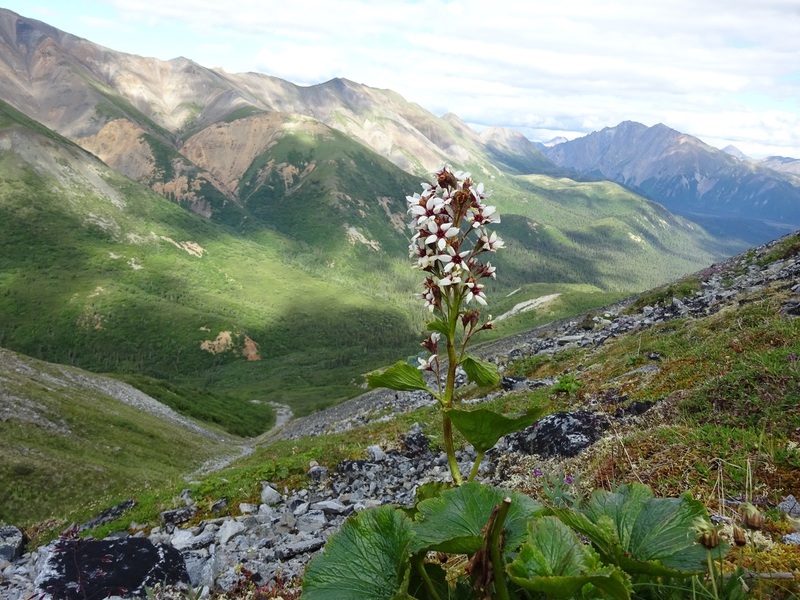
0 526 23 562
34 537 187 599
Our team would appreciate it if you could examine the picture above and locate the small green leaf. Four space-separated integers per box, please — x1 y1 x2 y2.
446 407 547 453
303 506 414 600
410 482 542 555
508 516 631 599
426 319 451 336
461 355 500 387
367 361 430 392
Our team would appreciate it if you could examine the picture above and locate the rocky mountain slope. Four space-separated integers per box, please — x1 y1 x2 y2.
3 229 799 599
544 121 800 244
0 7 526 207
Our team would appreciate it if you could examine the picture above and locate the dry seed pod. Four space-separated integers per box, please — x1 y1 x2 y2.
740 502 764 530
694 518 721 549
733 526 747 546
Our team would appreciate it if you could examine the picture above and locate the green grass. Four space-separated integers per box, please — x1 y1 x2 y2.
0 348 234 528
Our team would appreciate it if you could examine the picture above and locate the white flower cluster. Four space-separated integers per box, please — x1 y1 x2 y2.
407 167 504 313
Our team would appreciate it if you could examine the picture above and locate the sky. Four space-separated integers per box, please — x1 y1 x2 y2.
6 0 800 159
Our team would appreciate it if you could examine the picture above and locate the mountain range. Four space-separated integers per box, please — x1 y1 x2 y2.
0 6 796 424
543 121 800 244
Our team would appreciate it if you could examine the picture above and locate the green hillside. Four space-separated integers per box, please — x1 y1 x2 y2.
0 347 234 526
0 99 744 428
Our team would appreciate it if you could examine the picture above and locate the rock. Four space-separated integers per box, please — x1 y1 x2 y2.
217 520 246 545
170 529 214 551
77 499 136 533
292 502 310 517
0 526 24 562
160 506 197 527
778 495 800 518
296 511 327 533
501 376 526 391
614 400 656 419
260 483 283 506
183 549 213 589
311 500 352 516
276 537 326 560
367 444 387 462
34 537 187 599
238 503 258 514
403 423 430 455
307 465 330 483
783 532 800 546
505 411 610 458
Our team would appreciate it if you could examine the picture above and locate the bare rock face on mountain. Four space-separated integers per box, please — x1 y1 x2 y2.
544 121 800 233
0 8 506 192
479 125 559 175
762 155 800 177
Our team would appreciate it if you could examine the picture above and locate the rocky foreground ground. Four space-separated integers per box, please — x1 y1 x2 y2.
2 233 800 599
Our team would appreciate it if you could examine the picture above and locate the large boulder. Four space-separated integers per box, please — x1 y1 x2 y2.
505 410 610 457
34 537 187 599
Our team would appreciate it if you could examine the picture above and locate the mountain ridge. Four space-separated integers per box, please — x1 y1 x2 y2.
544 120 800 243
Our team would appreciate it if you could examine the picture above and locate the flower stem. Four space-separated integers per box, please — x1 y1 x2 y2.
442 291 463 485
488 498 512 600
412 554 443 600
442 413 462 485
467 451 485 482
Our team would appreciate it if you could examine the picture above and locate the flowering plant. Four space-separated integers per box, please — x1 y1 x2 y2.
368 166 542 484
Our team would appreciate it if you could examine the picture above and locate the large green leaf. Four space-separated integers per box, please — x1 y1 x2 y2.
554 483 716 577
446 406 547 453
410 482 542 555
303 505 414 600
367 360 431 392
508 516 631 599
461 355 500 387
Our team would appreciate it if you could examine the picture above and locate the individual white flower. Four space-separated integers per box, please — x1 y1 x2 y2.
438 274 461 287
441 247 469 273
482 262 497 278
406 192 422 207
424 221 459 251
409 194 446 227
417 355 437 371
470 205 500 228
465 280 487 305
479 230 505 252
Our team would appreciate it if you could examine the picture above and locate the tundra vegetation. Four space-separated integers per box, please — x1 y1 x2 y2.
301 168 796 600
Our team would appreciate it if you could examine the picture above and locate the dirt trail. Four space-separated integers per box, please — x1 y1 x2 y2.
185 402 293 479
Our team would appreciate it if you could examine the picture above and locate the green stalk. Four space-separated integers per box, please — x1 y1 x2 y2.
442 414 462 485
441 289 463 485
413 555 443 600
467 450 485 482
706 551 719 599
488 498 512 600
